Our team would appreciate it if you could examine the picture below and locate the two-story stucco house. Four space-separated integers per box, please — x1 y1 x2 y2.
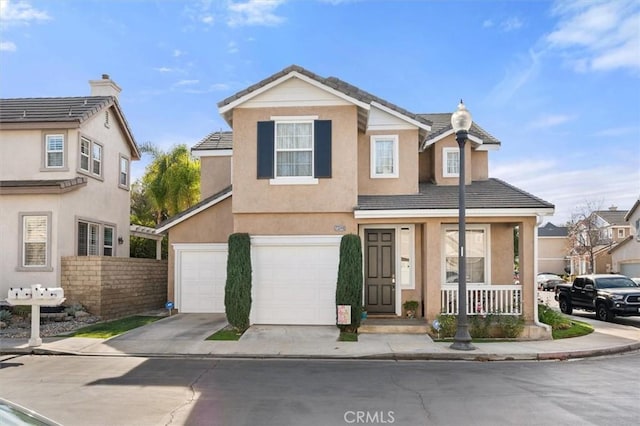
0 75 140 299
158 65 554 334
537 222 569 276
609 199 640 277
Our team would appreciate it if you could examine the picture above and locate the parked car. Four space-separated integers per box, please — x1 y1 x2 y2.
541 278 565 291
630 277 640 286
555 274 640 321
0 398 61 425
537 273 562 289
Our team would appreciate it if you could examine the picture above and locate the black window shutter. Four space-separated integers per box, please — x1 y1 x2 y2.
314 120 332 178
257 121 275 179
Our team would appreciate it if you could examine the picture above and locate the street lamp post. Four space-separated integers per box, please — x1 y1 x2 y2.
450 100 476 351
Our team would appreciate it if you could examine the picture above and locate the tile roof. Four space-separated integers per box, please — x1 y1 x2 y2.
595 209 629 225
192 130 233 151
419 113 500 146
538 222 568 237
0 96 141 160
0 96 114 123
0 177 87 194
218 64 432 129
357 178 554 211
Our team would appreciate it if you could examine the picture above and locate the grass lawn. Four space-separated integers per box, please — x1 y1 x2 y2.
64 316 162 338
206 326 244 341
552 319 594 339
338 331 358 342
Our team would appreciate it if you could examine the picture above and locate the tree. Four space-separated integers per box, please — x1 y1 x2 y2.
567 200 607 274
139 143 200 225
336 234 363 333
225 233 252 333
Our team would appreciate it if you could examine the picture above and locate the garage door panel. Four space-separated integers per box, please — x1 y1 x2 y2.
178 246 227 313
251 237 340 325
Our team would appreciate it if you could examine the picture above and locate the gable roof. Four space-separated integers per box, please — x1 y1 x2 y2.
0 177 87 194
356 178 554 218
538 222 568 237
419 113 501 150
0 96 140 160
624 198 640 221
156 185 232 233
217 64 432 137
594 209 629 226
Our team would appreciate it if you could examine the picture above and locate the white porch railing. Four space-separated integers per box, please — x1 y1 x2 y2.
440 285 522 315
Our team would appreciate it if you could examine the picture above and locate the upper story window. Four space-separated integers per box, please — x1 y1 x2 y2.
617 228 625 238
257 118 332 185
19 212 52 271
45 134 64 168
275 121 313 177
79 136 103 179
443 147 460 177
119 155 130 189
370 135 399 178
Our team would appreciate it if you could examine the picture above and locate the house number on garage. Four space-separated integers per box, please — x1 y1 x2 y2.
334 224 346 232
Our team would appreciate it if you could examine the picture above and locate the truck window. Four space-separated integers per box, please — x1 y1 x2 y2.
573 278 584 289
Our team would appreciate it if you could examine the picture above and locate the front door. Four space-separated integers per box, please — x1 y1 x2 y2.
365 229 395 313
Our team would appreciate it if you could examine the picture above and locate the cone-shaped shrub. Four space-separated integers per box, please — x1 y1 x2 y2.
336 234 363 332
225 233 252 332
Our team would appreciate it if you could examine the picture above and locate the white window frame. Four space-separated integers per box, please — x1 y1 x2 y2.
119 155 130 189
443 147 460 177
270 116 318 185
44 134 65 169
399 226 415 289
617 228 624 238
18 212 52 271
442 224 491 286
78 136 104 179
370 135 399 178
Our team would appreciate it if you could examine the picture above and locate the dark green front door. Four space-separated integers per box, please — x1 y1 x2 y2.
365 229 395 313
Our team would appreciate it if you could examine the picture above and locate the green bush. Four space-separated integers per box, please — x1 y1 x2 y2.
11 305 30 318
0 309 12 323
433 314 457 337
225 233 252 333
497 315 525 338
336 234 363 333
538 304 572 330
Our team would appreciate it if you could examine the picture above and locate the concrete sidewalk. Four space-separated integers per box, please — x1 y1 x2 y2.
1 313 639 361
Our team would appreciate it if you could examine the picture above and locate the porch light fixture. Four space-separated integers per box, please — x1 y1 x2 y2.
450 100 476 351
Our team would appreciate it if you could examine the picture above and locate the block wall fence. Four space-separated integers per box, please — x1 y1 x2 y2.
61 256 167 320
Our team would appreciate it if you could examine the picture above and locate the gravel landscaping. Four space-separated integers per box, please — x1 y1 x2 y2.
0 311 101 339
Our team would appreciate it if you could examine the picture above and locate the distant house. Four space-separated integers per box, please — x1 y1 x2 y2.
568 206 630 275
609 199 640 277
157 65 554 336
537 222 568 275
0 75 140 299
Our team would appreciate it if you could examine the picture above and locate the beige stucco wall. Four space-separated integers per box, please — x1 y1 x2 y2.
431 135 489 185
538 237 569 275
234 212 356 235
200 156 231 200
0 109 136 298
231 105 358 214
357 129 419 195
166 196 233 303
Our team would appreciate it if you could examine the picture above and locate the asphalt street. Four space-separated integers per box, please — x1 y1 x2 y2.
1 353 639 426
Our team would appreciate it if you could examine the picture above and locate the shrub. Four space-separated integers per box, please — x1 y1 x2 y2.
433 314 457 337
225 233 252 333
469 314 492 338
538 304 572 330
336 234 363 333
0 309 12 323
11 305 30 318
64 303 85 316
497 315 525 338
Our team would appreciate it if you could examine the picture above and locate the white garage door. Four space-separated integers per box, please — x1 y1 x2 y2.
251 236 341 325
175 244 227 313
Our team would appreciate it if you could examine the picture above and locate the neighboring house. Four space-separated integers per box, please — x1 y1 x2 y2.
157 65 554 333
609 198 640 277
0 75 140 299
537 222 568 275
568 206 630 275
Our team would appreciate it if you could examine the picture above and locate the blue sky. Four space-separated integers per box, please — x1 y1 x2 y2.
1 0 639 224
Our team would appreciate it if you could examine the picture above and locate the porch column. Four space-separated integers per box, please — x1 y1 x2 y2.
518 217 536 322
424 221 441 322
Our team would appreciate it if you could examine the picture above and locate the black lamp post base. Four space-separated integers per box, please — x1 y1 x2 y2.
450 329 476 351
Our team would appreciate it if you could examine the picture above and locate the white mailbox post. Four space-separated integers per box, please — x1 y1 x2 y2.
6 284 65 347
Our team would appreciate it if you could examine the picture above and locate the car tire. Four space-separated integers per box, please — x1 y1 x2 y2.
596 303 614 322
559 297 572 315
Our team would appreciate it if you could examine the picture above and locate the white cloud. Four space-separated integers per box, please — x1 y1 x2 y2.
173 49 185 57
501 17 523 32
528 114 576 129
593 126 637 137
154 67 174 73
174 79 199 86
227 0 286 27
545 0 640 73
210 83 230 91
0 0 50 25
483 19 494 28
0 41 17 51
492 159 640 224
201 14 214 25
228 41 239 53
487 49 542 105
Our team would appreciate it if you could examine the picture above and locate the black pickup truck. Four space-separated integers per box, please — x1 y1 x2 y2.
554 274 640 321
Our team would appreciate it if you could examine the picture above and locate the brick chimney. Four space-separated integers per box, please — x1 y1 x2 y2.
89 74 122 99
